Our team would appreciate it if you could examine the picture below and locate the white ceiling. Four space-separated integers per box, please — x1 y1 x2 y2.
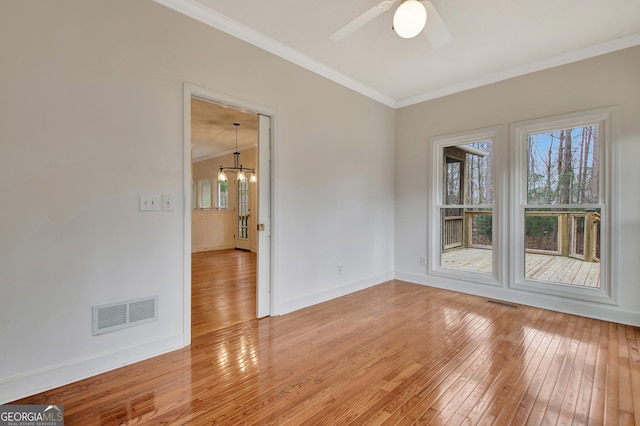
191 98 258 161
156 0 640 108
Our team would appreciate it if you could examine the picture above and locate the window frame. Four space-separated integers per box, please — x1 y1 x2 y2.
510 107 615 304
428 126 506 287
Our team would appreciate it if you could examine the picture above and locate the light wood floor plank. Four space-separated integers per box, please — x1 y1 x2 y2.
467 307 543 424
570 318 600 425
605 321 621 425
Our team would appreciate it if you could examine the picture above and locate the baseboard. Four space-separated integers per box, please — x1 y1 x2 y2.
0 334 184 404
395 271 640 327
192 244 233 253
276 271 395 315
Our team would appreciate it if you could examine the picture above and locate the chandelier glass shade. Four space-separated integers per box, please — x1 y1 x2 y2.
393 0 427 39
217 123 257 183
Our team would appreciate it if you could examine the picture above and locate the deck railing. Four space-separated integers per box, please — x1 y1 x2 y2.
443 215 463 249
443 210 600 262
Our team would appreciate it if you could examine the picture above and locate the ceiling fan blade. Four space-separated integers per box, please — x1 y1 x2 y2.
423 0 452 48
330 0 399 41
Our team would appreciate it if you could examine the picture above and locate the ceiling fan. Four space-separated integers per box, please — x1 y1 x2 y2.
330 0 452 47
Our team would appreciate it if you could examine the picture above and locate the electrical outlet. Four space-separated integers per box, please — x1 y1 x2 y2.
420 256 426 266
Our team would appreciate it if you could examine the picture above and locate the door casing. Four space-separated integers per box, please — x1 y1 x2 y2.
183 83 275 345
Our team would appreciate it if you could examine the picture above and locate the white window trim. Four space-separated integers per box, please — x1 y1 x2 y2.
428 125 507 287
510 107 617 304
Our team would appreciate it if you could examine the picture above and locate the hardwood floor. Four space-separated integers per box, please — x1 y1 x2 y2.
191 249 256 338
14 280 640 425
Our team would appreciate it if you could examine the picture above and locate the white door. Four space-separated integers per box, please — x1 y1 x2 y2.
256 114 271 318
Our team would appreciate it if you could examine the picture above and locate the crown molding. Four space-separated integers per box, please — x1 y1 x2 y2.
153 0 397 108
155 0 640 110
397 32 640 108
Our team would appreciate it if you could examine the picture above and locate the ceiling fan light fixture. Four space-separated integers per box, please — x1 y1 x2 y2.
393 0 427 39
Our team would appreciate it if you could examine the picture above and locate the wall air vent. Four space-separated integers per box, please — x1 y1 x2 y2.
92 296 158 335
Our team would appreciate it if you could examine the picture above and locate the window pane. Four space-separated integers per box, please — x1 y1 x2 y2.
524 208 601 288
237 180 249 240
199 179 212 209
440 140 494 275
441 208 463 251
527 125 600 204
443 141 492 205
440 209 493 273
470 211 492 248
526 212 560 254
463 141 493 205
217 181 228 210
444 160 462 205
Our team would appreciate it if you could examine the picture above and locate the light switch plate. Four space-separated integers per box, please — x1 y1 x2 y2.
162 194 174 211
139 194 160 211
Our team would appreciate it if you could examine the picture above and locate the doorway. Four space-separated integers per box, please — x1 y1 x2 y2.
184 84 273 342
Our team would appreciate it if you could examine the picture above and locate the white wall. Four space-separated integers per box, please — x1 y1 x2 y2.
0 0 395 402
395 46 640 326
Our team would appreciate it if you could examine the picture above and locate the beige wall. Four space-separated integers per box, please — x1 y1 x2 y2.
395 46 640 325
0 0 395 402
6 0 634 405
191 148 258 252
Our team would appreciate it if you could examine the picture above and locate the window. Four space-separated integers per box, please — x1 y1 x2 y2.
429 109 614 304
511 108 613 302
197 179 212 209
217 180 228 210
430 126 504 286
237 179 249 240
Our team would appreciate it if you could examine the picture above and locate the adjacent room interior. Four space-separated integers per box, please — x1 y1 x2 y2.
190 98 260 336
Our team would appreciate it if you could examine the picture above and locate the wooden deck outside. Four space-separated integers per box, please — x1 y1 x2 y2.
441 248 601 288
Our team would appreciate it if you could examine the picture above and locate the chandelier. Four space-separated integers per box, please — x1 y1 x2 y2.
217 122 257 183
